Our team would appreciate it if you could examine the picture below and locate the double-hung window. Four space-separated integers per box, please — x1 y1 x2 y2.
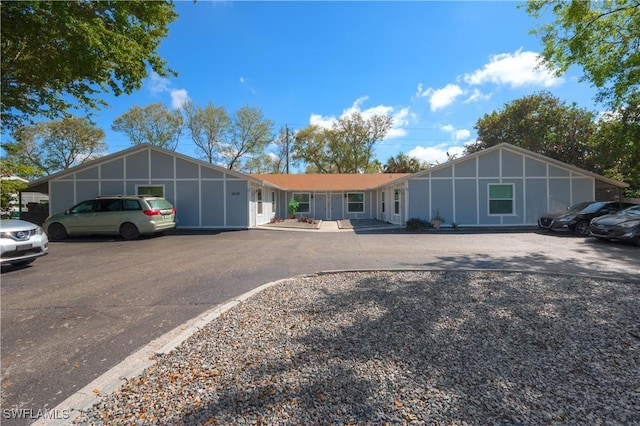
292 193 310 214
488 184 514 215
347 193 364 213
381 192 386 213
137 185 164 197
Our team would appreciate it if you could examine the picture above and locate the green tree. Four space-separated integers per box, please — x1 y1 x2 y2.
243 154 282 174
112 103 183 151
223 106 273 170
590 97 640 196
292 125 336 173
183 100 230 164
383 152 429 173
525 0 640 107
1 1 178 131
467 92 598 170
5 116 107 177
293 112 393 173
0 160 38 213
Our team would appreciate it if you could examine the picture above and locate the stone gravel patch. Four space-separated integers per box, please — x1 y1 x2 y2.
75 271 640 425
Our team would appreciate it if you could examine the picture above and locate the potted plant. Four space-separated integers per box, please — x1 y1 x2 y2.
431 209 444 229
288 199 299 219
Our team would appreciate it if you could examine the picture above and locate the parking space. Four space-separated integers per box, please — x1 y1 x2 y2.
1 228 638 424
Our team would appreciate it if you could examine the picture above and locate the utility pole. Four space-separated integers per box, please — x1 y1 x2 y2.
285 125 290 174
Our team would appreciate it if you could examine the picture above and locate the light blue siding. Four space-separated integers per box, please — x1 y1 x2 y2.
404 147 599 226
454 179 477 224
126 151 149 179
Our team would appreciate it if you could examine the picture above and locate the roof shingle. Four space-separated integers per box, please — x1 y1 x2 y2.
250 173 410 191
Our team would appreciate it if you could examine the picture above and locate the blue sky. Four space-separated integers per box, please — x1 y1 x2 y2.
94 1 601 169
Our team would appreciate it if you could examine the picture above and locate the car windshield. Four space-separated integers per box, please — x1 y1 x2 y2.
620 205 640 216
567 201 593 212
580 202 607 214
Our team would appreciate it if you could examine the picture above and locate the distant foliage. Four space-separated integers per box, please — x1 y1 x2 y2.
293 112 393 173
467 92 598 170
1 1 177 131
112 103 183 151
4 116 107 177
525 0 640 108
383 152 430 173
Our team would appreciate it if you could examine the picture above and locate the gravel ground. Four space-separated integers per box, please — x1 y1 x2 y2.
75 271 640 425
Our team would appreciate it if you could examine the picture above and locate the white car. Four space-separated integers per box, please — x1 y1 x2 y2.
0 219 49 266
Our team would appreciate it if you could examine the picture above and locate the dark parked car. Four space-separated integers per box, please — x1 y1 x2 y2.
538 201 636 236
589 205 640 246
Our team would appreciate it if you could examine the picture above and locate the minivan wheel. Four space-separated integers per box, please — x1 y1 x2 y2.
574 220 590 236
120 223 140 240
48 223 68 240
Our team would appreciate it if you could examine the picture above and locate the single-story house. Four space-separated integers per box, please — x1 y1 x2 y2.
376 143 629 226
23 142 628 229
249 173 409 222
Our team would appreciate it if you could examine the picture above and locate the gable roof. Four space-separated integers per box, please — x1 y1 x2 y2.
24 144 265 193
250 173 410 191
398 143 629 189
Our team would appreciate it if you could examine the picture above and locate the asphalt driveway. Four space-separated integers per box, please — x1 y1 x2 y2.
1 227 638 424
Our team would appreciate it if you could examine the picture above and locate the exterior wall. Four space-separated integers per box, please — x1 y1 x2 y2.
278 190 377 220
47 147 252 229
406 147 596 226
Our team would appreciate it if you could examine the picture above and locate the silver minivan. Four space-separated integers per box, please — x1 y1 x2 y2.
43 195 176 240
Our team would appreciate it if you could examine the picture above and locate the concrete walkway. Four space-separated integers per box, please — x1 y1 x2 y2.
319 220 340 232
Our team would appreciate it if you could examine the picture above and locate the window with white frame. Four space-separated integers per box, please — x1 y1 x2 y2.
394 190 400 214
347 193 364 213
137 185 164 197
381 191 386 213
257 189 263 215
293 193 310 213
488 184 514 215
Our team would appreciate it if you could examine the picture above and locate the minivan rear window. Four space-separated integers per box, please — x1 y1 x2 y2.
147 199 173 210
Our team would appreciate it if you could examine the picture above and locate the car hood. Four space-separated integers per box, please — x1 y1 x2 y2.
540 211 568 220
0 219 39 231
592 213 640 226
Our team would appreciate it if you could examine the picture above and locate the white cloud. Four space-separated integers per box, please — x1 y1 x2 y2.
239 76 246 83
455 129 471 141
463 48 563 88
416 84 465 111
147 71 190 109
407 144 467 165
309 113 335 129
309 97 411 139
464 88 492 103
148 72 170 95
440 124 471 142
171 89 190 109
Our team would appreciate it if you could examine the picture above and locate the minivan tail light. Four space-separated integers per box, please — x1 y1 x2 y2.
143 209 161 216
